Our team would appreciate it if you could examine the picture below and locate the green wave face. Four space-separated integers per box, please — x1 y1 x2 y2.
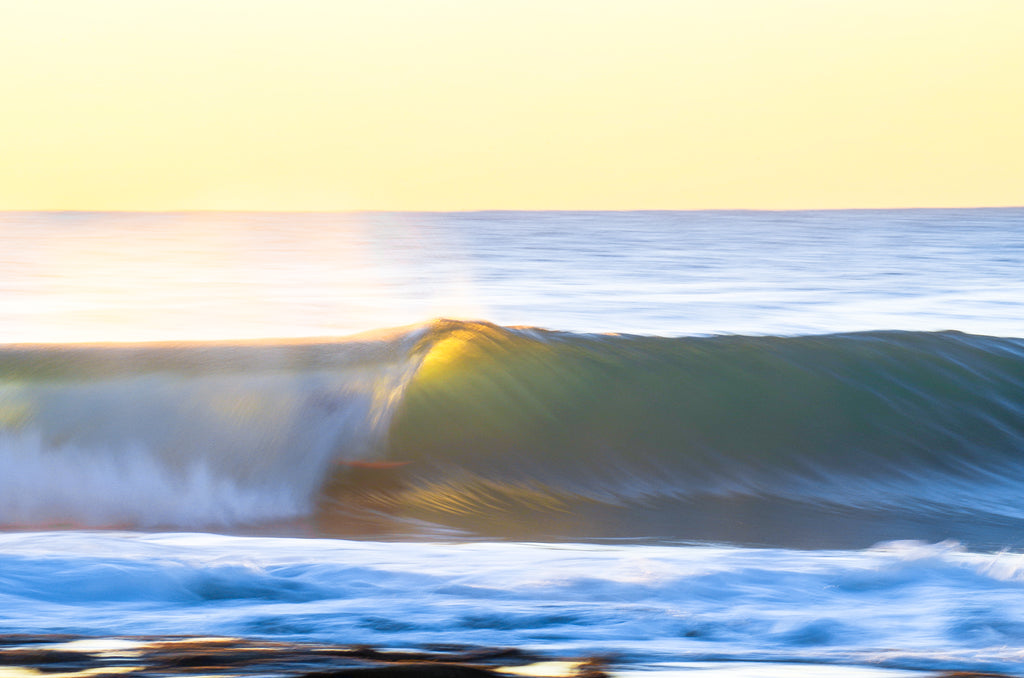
375 322 1024 545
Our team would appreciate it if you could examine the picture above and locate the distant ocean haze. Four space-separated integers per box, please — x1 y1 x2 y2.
1 209 1022 343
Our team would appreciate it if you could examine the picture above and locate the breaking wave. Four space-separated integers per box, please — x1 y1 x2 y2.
3 320 1024 548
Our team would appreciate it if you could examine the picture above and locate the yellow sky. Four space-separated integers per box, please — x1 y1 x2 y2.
1 0 1022 210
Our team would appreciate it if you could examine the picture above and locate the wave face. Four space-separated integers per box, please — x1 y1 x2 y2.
4 320 1024 548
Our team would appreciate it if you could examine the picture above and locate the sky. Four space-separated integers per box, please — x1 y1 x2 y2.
1 0 1022 211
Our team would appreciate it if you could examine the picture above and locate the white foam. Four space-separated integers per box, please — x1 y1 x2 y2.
0 430 311 527
1 535 1023 674
0 357 416 528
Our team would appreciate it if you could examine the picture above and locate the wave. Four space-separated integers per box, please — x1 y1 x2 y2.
3 320 1024 548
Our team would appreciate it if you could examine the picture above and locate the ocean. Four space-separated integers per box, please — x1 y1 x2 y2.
2 209 1024 677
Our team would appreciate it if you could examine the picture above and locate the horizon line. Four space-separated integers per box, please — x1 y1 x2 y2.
2 205 1023 215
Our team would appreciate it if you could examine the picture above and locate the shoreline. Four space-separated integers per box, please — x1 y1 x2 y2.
0 635 609 678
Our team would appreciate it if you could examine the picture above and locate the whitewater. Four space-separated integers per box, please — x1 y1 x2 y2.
2 209 1024 677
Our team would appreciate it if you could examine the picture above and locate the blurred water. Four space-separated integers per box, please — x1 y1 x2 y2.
3 209 1024 676
3 533 1024 675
